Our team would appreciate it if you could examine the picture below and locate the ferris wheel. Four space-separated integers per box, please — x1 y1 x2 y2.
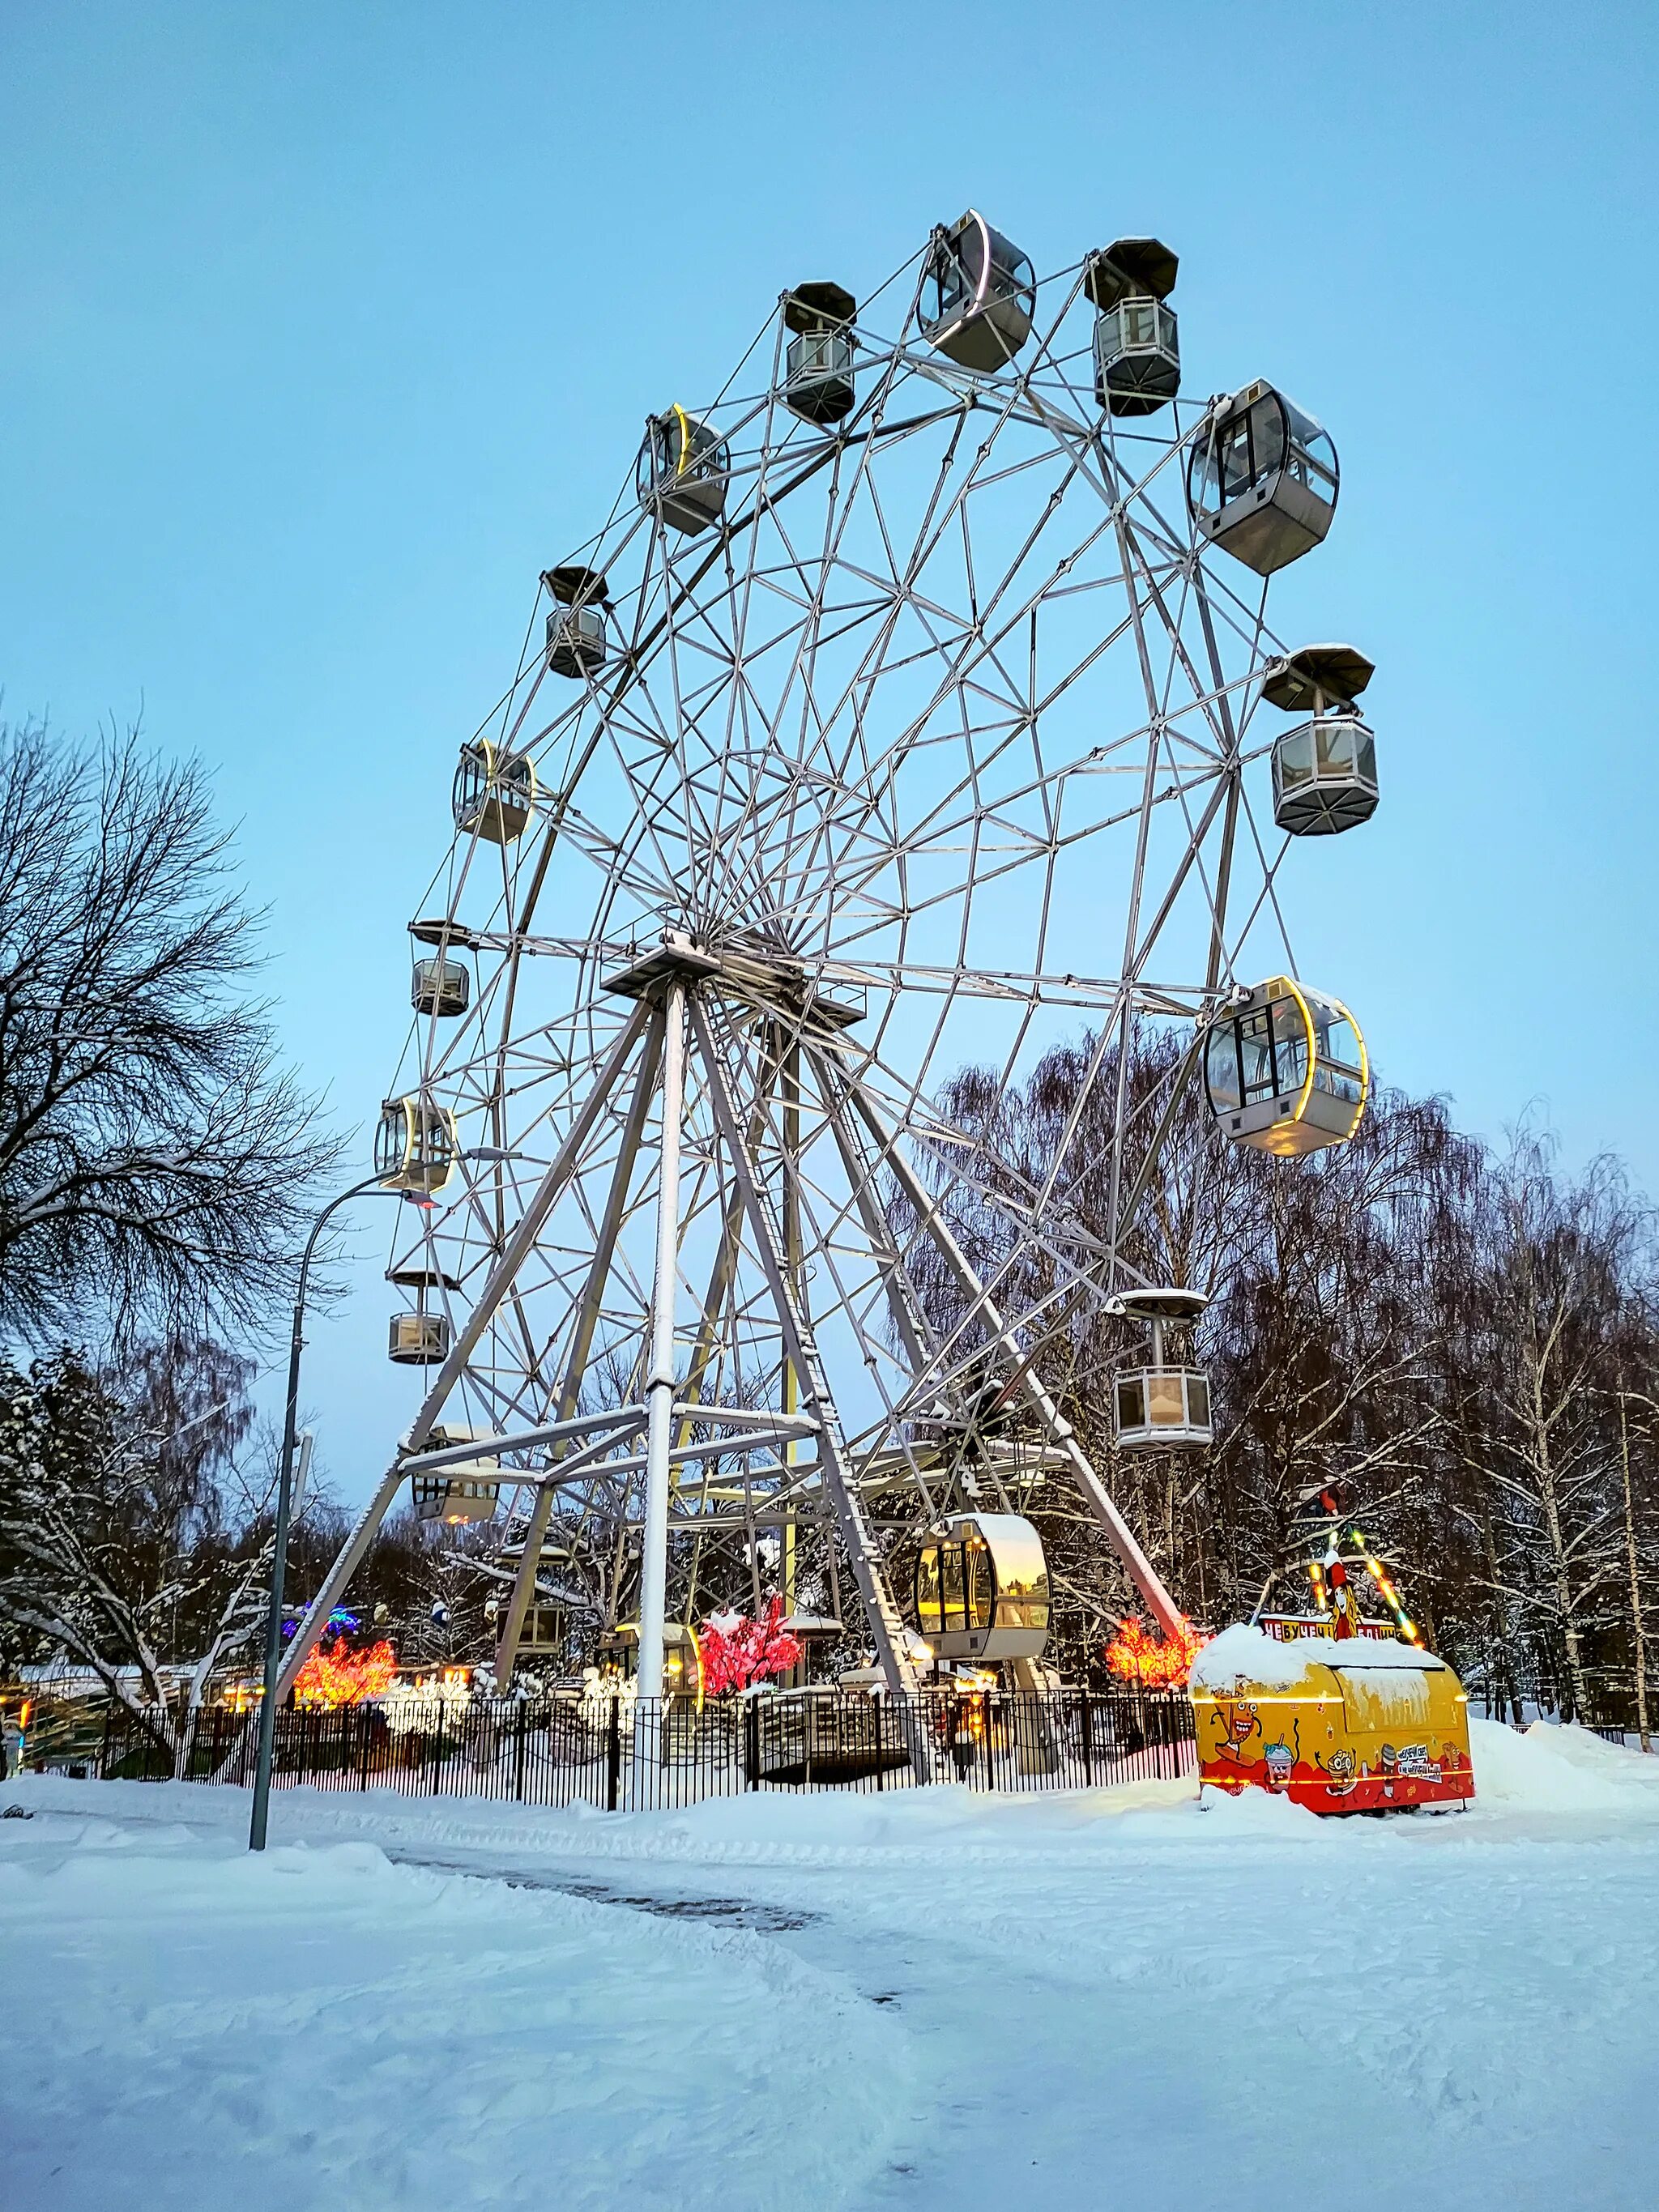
280 212 1380 1702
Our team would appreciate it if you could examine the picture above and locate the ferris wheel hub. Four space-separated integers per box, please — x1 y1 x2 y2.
601 933 722 1002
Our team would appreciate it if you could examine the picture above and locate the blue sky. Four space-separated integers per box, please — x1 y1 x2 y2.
4 2 1655 1503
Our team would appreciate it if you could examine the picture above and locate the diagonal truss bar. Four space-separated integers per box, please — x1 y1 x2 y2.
493 1010 665 1686
275 999 654 1701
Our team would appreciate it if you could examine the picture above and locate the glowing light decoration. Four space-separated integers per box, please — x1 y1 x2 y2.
292 1637 398 1709
698 1596 804 1696
1350 1528 1422 1644
1105 1615 1210 1689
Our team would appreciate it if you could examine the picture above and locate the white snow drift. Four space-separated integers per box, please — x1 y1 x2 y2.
4 1718 1657 2211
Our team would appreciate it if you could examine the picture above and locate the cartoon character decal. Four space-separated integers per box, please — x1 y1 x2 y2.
1214 1698 1261 1765
1328 1560 1363 1641
1322 1746 1358 1798
1263 1738 1294 1789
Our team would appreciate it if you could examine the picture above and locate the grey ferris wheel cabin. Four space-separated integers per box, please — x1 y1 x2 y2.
918 211 1035 371
1188 381 1338 574
913 1513 1051 1664
374 1093 458 1196
409 918 476 1014
388 1310 450 1364
409 936 470 1020
636 406 730 535
386 1263 457 1366
1084 237 1179 416
1107 1285 1213 1451
782 281 857 424
1261 643 1378 837
1205 978 1368 1156
543 564 610 680
453 739 535 844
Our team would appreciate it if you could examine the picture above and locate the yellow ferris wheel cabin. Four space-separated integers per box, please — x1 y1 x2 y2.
1205 976 1367 1157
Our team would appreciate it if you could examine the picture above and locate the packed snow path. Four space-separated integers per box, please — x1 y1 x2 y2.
5 1720 1658 2210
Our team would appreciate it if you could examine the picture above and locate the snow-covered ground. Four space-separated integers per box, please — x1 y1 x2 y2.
5 1720 1658 2210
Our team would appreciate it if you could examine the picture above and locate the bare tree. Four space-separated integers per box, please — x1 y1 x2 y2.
1444 1134 1645 1716
0 716 342 1340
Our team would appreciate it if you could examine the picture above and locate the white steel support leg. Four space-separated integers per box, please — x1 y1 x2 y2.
690 999 921 1696
636 980 686 1706
493 1012 665 1690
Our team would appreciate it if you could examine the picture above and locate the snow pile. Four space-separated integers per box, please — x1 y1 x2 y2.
1469 1718 1659 1816
1190 1619 1447 1690
0 1806 911 2211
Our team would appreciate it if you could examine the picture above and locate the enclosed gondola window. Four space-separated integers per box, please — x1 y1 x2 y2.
1188 381 1339 575
913 1514 1050 1661
1085 237 1179 416
918 211 1035 373
1205 979 1368 1156
453 741 536 845
783 281 857 424
636 406 730 535
1262 643 1380 837
412 1476 499 1524
374 1094 458 1196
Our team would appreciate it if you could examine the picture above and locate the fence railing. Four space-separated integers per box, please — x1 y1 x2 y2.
1461 1671 1652 1737
100 1686 1197 1812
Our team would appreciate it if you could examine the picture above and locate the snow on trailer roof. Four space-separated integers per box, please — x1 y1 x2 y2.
1190 1622 1448 1691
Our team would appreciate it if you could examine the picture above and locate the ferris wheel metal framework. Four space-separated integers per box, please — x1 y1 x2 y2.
277 216 1371 1703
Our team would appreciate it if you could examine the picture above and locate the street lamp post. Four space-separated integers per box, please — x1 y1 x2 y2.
248 1147 517 1851
249 1170 386 1851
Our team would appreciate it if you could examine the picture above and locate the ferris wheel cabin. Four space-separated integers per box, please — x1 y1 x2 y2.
918 211 1035 371
375 1093 458 1196
386 1264 457 1366
636 407 730 535
914 1514 1051 1664
453 740 535 844
783 281 857 424
1205 979 1368 1156
411 1426 501 1525
543 565 610 680
1107 1286 1213 1451
410 943 469 1019
1085 237 1179 416
1262 643 1379 837
1188 381 1338 574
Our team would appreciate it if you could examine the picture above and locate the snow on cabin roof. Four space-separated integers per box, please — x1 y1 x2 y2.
1190 1621 1447 1692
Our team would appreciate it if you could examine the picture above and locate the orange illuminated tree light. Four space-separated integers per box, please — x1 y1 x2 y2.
293 1637 398 1708
1105 1615 1210 1690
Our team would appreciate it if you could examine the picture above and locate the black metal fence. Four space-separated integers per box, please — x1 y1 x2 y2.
1461 1670 1652 1740
100 1686 1196 1812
